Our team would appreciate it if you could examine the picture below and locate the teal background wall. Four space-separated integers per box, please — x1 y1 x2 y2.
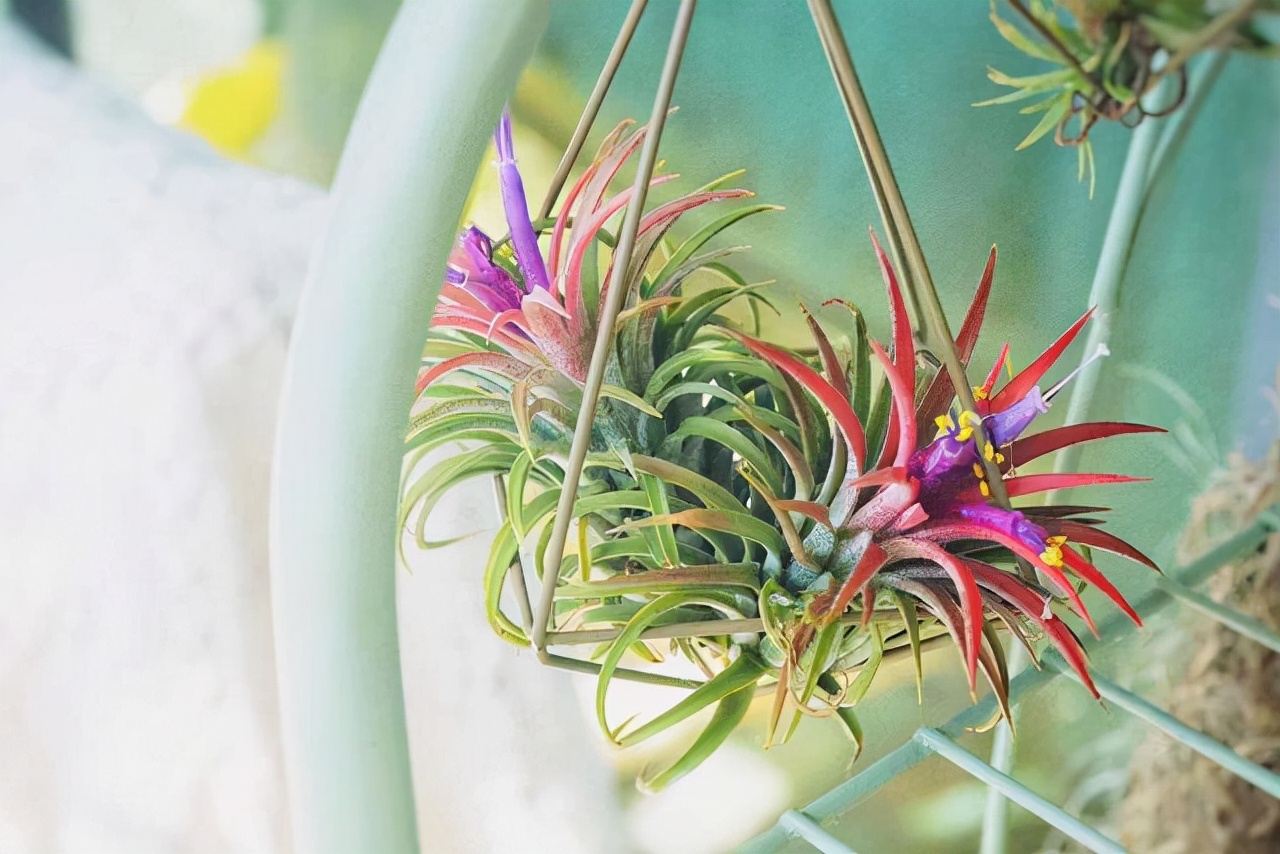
535 0 1280 589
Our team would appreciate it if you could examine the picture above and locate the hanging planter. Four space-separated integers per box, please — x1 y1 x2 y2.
401 1 1163 792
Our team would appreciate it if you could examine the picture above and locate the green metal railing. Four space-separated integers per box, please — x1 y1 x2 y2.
739 506 1280 853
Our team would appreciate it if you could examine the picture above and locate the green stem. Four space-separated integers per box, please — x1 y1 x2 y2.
269 2 548 851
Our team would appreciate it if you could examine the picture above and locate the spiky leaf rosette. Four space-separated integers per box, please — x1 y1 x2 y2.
401 111 780 559
719 234 1162 736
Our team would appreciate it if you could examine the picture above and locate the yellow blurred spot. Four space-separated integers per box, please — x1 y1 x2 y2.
180 41 284 158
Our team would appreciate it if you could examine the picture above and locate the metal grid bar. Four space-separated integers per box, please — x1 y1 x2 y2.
1155 577 1280 654
777 811 858 854
740 509 1280 852
915 729 1125 854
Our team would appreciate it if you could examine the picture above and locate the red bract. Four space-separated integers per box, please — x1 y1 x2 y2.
737 234 1162 698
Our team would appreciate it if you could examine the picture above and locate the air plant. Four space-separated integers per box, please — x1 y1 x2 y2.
403 111 1163 792
978 0 1276 194
726 235 1163 732
409 109 777 463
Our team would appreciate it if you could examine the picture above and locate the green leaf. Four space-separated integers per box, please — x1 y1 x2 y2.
662 416 784 498
558 563 761 599
595 591 741 739
652 204 782 293
818 672 863 754
617 508 785 574
1015 94 1069 150
640 473 681 567
988 1 1060 62
482 522 529 646
588 453 746 513
891 590 925 703
843 624 884 706
618 651 766 746
600 383 662 418
638 681 755 793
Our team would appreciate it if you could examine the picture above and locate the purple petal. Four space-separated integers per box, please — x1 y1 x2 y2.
956 503 1050 556
494 108 552 292
984 385 1049 446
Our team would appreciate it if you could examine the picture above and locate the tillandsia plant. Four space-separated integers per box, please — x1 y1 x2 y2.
978 0 1277 193
402 110 1163 791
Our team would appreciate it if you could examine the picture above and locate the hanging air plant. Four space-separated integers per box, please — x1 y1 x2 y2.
401 107 1163 790
978 0 1277 193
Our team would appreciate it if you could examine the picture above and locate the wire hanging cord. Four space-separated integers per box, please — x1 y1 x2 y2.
532 0 698 655
806 0 1028 578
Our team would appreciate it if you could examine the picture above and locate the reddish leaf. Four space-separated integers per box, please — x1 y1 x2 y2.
1007 422 1165 468
1060 546 1142 626
816 542 887 626
869 340 917 467
998 473 1149 499
563 173 679 313
917 521 1097 635
415 352 532 394
868 230 915 381
916 246 998 430
891 538 983 692
775 499 832 528
803 305 848 393
965 560 1098 697
736 334 867 470
1039 518 1158 570
990 308 1094 410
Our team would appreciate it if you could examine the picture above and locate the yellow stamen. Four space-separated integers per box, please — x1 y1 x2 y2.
972 385 988 401
995 452 1006 464
983 442 995 462
972 462 985 479
1040 536 1067 567
979 481 991 497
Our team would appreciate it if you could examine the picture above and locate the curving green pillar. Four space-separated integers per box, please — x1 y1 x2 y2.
268 1 549 851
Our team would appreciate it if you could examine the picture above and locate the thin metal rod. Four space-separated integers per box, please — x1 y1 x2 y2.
1157 576 1280 654
1047 662 1280 799
978 644 1025 854
541 651 701 690
777 810 857 854
532 0 697 653
537 0 649 221
916 729 1127 854
806 0 924 339
546 617 954 651
807 0 1025 577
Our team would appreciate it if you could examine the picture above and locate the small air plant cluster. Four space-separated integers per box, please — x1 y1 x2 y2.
402 110 1161 790
980 0 1277 193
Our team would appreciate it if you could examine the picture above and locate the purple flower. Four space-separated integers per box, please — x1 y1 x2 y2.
493 108 551 293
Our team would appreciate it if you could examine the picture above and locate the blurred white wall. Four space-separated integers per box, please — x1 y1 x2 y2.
0 21 625 853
